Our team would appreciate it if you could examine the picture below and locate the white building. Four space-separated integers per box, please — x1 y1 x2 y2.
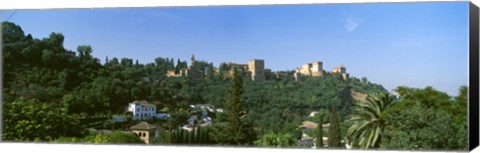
128 101 157 120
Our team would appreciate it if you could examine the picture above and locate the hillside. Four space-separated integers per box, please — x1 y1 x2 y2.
351 90 368 103
2 21 388 142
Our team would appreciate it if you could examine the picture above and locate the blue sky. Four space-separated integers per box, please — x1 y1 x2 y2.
1 2 469 96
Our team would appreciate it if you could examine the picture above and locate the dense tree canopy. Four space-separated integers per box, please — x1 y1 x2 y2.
379 86 468 150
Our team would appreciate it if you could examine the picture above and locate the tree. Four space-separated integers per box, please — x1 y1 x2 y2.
189 127 194 144
2 98 84 141
380 106 459 150
212 68 254 145
452 86 468 124
379 86 468 150
1 21 25 43
219 62 229 72
77 45 93 59
347 93 396 149
55 131 143 144
167 111 188 143
328 108 341 148
316 115 324 148
254 132 296 148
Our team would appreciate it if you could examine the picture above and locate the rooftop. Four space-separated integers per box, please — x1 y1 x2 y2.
299 121 330 129
130 122 158 130
130 100 155 107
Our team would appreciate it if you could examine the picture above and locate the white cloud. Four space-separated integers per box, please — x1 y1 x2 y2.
345 17 363 32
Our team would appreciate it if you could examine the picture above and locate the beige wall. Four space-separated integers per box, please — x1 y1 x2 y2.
248 59 265 81
297 62 324 77
132 129 156 144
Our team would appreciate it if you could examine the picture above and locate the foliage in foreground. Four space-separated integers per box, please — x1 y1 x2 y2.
2 98 84 141
380 86 468 150
55 131 143 144
347 93 396 149
254 132 297 148
348 86 468 150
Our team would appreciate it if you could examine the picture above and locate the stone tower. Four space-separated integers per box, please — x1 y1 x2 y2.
248 59 265 81
310 61 323 77
190 54 196 68
332 64 346 74
332 64 349 80
295 61 324 77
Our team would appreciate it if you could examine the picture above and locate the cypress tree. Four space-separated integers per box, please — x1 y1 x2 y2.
175 130 181 143
180 129 185 144
316 115 324 148
188 127 194 144
196 126 202 144
175 58 181 73
207 63 214 80
203 127 208 144
328 108 341 148
212 68 252 145
171 130 176 143
226 68 247 144
169 58 175 70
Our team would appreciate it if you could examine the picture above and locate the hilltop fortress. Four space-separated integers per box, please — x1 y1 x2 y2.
294 61 324 81
293 61 349 81
166 54 349 81
223 59 268 81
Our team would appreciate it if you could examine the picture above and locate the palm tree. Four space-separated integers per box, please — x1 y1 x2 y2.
347 93 396 149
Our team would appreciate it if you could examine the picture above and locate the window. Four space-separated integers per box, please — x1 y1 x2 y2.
143 133 146 137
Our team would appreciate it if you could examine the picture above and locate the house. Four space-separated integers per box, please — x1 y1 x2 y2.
130 122 160 144
297 137 315 148
298 121 332 148
183 104 217 128
298 133 329 148
128 101 157 120
187 115 199 125
298 121 330 130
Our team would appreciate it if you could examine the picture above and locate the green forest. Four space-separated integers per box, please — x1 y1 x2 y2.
1 21 468 150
